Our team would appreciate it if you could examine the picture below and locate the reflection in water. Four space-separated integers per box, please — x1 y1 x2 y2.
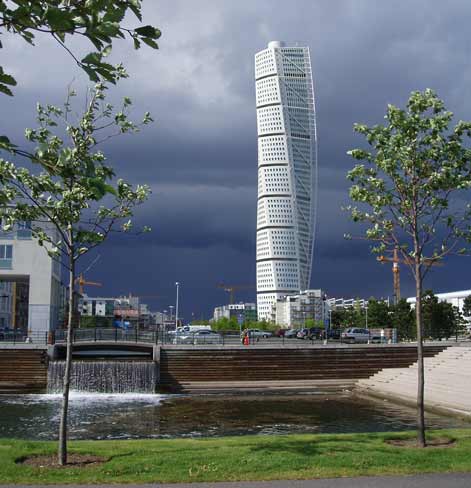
0 392 468 440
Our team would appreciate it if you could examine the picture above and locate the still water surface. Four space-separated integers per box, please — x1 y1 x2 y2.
0 392 468 440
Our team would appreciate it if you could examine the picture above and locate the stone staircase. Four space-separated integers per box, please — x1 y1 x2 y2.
0 349 48 393
159 345 447 394
357 346 471 416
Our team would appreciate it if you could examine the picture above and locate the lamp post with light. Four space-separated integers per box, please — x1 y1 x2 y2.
175 282 180 329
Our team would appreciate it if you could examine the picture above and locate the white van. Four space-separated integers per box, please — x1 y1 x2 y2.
177 325 212 334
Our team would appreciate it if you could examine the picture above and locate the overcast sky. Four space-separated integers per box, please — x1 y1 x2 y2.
2 0 471 319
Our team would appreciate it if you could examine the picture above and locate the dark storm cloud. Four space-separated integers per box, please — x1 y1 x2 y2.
2 0 471 318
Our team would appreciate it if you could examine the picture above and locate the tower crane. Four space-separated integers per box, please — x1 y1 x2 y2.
217 283 255 305
75 274 102 296
75 255 102 296
377 246 441 305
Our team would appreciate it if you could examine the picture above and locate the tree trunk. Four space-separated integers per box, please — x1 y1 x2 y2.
58 250 75 465
415 259 426 448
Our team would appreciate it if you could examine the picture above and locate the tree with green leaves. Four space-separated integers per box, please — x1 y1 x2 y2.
421 290 440 339
211 316 239 332
421 290 462 340
0 0 161 96
0 81 151 464
331 306 365 329
391 298 415 341
452 306 467 340
346 89 471 447
463 295 471 318
366 298 392 329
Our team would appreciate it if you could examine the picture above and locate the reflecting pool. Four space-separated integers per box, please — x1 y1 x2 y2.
0 392 468 440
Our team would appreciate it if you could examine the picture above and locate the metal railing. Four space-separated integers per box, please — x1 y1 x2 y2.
1 327 467 348
54 328 158 344
0 330 49 344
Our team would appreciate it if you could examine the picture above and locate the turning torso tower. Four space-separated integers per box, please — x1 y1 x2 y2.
255 41 318 321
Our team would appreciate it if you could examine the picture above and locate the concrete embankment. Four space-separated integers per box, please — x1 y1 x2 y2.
356 345 471 418
0 347 48 393
158 344 447 393
0 343 450 395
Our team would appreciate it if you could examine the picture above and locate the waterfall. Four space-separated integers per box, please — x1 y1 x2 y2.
47 361 157 393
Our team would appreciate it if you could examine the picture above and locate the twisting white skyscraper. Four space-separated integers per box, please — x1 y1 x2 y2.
255 41 317 321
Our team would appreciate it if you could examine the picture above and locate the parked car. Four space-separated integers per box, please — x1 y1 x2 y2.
296 328 310 339
326 328 341 340
275 329 286 337
308 327 324 340
369 333 383 344
247 329 272 339
182 330 222 344
341 328 370 343
284 328 299 338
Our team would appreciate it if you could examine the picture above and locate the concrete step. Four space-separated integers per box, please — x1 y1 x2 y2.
362 370 471 385
360 381 471 404
361 375 471 392
360 385 471 412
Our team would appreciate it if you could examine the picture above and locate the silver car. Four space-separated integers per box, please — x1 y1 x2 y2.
247 329 272 339
341 328 370 344
180 330 222 345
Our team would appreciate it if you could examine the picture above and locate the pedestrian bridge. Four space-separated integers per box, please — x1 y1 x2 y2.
52 328 159 359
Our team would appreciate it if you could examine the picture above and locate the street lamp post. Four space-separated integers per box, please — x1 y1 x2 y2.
175 282 180 330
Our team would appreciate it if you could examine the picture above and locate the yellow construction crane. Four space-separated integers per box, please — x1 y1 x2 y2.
377 247 402 305
75 274 102 296
377 247 441 305
217 283 254 305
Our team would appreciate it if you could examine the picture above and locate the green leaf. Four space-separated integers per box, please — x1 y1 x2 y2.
81 52 102 65
134 25 161 39
128 3 143 21
45 7 75 32
142 38 158 49
0 135 16 150
102 44 112 57
82 65 100 83
0 83 13 96
103 6 126 23
0 71 17 86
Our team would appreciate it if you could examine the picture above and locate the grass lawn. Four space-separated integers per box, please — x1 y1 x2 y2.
1 429 471 484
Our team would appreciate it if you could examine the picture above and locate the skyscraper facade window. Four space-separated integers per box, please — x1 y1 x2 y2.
255 41 318 321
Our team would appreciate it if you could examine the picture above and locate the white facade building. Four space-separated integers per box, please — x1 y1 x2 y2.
274 289 327 328
0 222 64 333
407 290 471 315
213 303 257 322
79 295 115 317
255 41 317 320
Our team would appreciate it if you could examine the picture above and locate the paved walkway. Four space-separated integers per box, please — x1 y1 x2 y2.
7 473 471 487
